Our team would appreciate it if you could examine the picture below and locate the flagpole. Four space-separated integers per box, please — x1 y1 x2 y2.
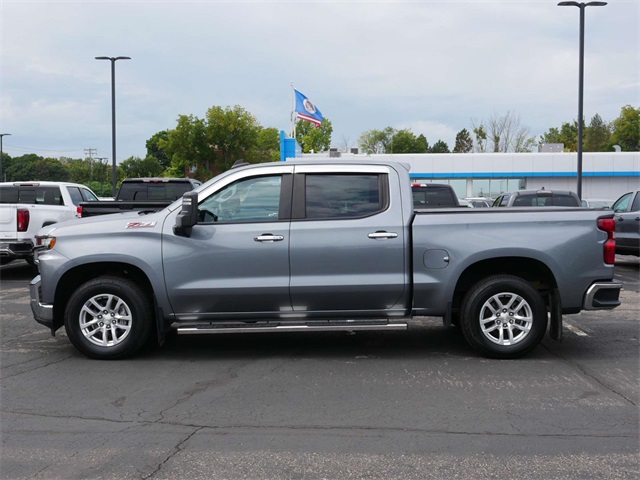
290 82 295 139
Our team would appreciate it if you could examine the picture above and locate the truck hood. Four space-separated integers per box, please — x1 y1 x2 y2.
37 210 167 238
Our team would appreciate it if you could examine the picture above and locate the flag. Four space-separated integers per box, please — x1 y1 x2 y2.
294 89 324 127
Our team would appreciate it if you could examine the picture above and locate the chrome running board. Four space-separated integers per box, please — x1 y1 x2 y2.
176 320 408 335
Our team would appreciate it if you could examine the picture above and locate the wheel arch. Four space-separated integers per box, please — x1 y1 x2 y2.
451 256 558 315
53 262 156 331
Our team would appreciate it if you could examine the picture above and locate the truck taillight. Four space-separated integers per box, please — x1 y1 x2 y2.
597 217 616 265
17 209 30 232
77 205 83 217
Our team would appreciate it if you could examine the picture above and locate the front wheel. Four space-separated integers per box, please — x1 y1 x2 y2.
64 276 153 359
460 275 548 359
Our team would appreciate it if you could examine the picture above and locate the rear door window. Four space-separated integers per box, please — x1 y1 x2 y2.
304 174 386 219
81 188 99 202
67 187 84 206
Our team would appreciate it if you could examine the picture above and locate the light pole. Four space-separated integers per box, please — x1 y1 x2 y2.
0 133 11 182
95 56 131 197
557 1 607 199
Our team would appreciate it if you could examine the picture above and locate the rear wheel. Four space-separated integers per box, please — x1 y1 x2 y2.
460 275 547 359
64 276 153 359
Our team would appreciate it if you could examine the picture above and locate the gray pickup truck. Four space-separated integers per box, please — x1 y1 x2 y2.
30 160 622 360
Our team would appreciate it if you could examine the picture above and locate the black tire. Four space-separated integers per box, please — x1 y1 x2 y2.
460 275 547 359
64 276 153 359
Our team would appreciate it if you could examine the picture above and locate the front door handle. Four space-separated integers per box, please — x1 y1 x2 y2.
368 231 398 240
254 234 284 242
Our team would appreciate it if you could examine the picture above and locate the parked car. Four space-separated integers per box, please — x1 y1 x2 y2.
0 181 99 265
493 189 581 207
612 190 640 256
31 160 621 360
581 198 614 209
411 183 460 208
464 197 493 208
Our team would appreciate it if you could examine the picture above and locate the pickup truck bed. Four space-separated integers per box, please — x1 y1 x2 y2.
78 177 201 217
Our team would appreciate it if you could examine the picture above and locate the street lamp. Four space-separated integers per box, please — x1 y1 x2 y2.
95 56 131 196
0 133 11 182
557 1 607 199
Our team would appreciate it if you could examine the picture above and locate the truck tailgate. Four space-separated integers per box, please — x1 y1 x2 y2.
0 205 17 239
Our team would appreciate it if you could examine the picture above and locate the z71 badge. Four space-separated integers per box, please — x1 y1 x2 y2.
126 221 157 229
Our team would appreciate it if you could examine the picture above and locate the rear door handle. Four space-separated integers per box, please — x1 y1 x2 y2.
368 231 398 239
254 234 284 242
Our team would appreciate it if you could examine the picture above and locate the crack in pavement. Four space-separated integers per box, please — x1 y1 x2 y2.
541 343 638 407
141 427 204 479
0 354 74 380
2 409 636 440
155 358 258 423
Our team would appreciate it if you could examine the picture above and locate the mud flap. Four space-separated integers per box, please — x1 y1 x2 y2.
549 288 562 341
443 302 453 327
155 303 170 346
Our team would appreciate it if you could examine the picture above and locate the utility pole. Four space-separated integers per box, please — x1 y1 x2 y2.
84 148 97 182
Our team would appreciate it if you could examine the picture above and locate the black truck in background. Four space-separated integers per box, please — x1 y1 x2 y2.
77 178 202 218
411 183 460 208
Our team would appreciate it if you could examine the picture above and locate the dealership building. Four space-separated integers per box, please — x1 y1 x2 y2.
280 133 639 201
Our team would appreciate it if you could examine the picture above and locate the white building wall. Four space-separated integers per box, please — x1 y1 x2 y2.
294 151 640 201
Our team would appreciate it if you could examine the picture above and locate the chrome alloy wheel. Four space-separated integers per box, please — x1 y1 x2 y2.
79 294 133 347
479 292 533 346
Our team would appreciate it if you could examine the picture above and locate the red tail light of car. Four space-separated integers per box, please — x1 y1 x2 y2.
17 209 30 232
597 217 616 265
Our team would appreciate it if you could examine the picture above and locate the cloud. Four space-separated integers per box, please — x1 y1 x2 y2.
1 0 637 159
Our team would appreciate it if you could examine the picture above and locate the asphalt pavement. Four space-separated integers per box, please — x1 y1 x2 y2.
0 257 638 479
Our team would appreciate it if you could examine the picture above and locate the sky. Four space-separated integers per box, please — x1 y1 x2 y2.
1 0 638 163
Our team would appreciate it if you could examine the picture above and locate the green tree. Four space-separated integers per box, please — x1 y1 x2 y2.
358 127 395 154
430 140 450 153
164 114 213 179
473 125 487 153
295 118 333 153
205 105 261 169
146 130 172 171
358 129 385 154
539 120 579 151
611 105 640 151
63 157 91 184
119 156 164 178
584 113 612 152
453 128 473 153
415 134 429 153
390 129 422 153
5 154 69 181
246 127 280 163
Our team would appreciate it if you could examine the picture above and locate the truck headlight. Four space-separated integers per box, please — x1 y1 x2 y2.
35 235 57 251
